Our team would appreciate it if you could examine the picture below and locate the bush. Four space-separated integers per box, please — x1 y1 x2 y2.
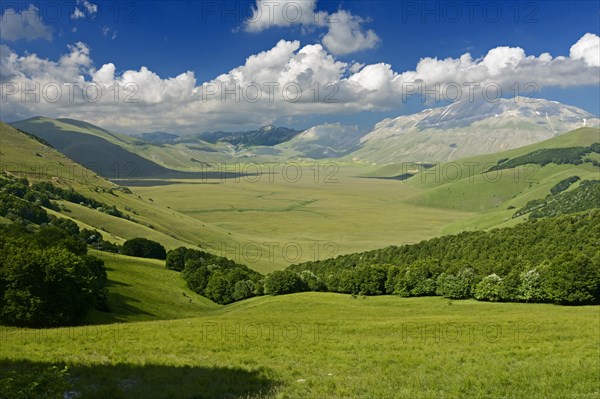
264 270 305 295
233 280 255 301
474 274 503 302
436 269 478 299
0 365 70 399
0 244 104 327
550 176 580 195
355 265 387 295
299 270 326 292
122 238 166 259
182 261 211 294
179 247 263 304
166 247 187 271
204 273 232 304
543 253 599 305
518 268 547 302
392 261 437 297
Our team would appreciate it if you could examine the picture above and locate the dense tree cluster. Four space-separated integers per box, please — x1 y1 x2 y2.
513 180 600 219
0 174 125 219
0 175 120 253
0 193 50 224
488 144 600 172
168 247 263 304
122 238 166 259
0 223 109 327
287 211 600 305
550 175 580 195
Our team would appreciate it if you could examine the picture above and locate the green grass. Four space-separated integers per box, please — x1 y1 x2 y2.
130 164 473 272
0 122 260 255
85 251 218 324
2 123 600 398
1 293 598 398
4 121 598 272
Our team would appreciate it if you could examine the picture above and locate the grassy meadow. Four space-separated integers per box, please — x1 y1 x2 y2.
130 163 474 273
2 252 598 398
1 123 599 398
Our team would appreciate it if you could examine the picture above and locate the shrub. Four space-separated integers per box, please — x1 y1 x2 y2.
122 238 166 259
166 247 187 271
0 365 70 399
204 273 231 304
355 265 387 295
233 280 255 301
299 270 327 291
437 269 478 299
264 270 305 295
474 274 503 302
543 253 600 305
518 268 547 302
0 245 103 327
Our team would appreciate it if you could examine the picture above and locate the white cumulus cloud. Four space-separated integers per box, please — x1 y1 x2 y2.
570 33 600 67
0 33 598 132
0 5 52 41
244 0 380 55
322 10 380 55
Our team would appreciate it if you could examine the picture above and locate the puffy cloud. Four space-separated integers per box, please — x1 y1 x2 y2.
92 63 116 84
0 5 52 41
0 34 598 132
322 10 380 55
244 0 324 32
244 0 379 55
482 47 526 76
570 33 600 67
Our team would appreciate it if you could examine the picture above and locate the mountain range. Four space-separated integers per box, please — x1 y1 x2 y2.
7 97 599 175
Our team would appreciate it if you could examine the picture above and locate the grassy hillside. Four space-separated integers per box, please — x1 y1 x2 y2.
365 128 598 180
9 117 238 172
9 117 183 178
401 127 600 233
85 251 218 324
0 122 260 256
1 294 598 398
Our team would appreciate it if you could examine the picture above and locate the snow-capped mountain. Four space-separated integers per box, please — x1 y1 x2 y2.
350 97 599 163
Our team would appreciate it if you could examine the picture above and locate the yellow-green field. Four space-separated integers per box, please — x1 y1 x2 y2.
129 164 474 273
3 122 599 273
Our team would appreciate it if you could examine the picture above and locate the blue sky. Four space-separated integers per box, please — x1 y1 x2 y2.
1 0 599 132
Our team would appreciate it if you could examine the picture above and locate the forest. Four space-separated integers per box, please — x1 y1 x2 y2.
286 210 600 305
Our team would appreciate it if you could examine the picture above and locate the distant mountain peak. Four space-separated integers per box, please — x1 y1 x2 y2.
353 98 600 163
260 125 276 132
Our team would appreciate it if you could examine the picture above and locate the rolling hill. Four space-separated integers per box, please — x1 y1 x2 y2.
401 127 600 232
8 117 237 175
0 121 258 254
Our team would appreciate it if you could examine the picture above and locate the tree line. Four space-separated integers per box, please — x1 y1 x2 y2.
285 210 599 305
488 143 600 172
